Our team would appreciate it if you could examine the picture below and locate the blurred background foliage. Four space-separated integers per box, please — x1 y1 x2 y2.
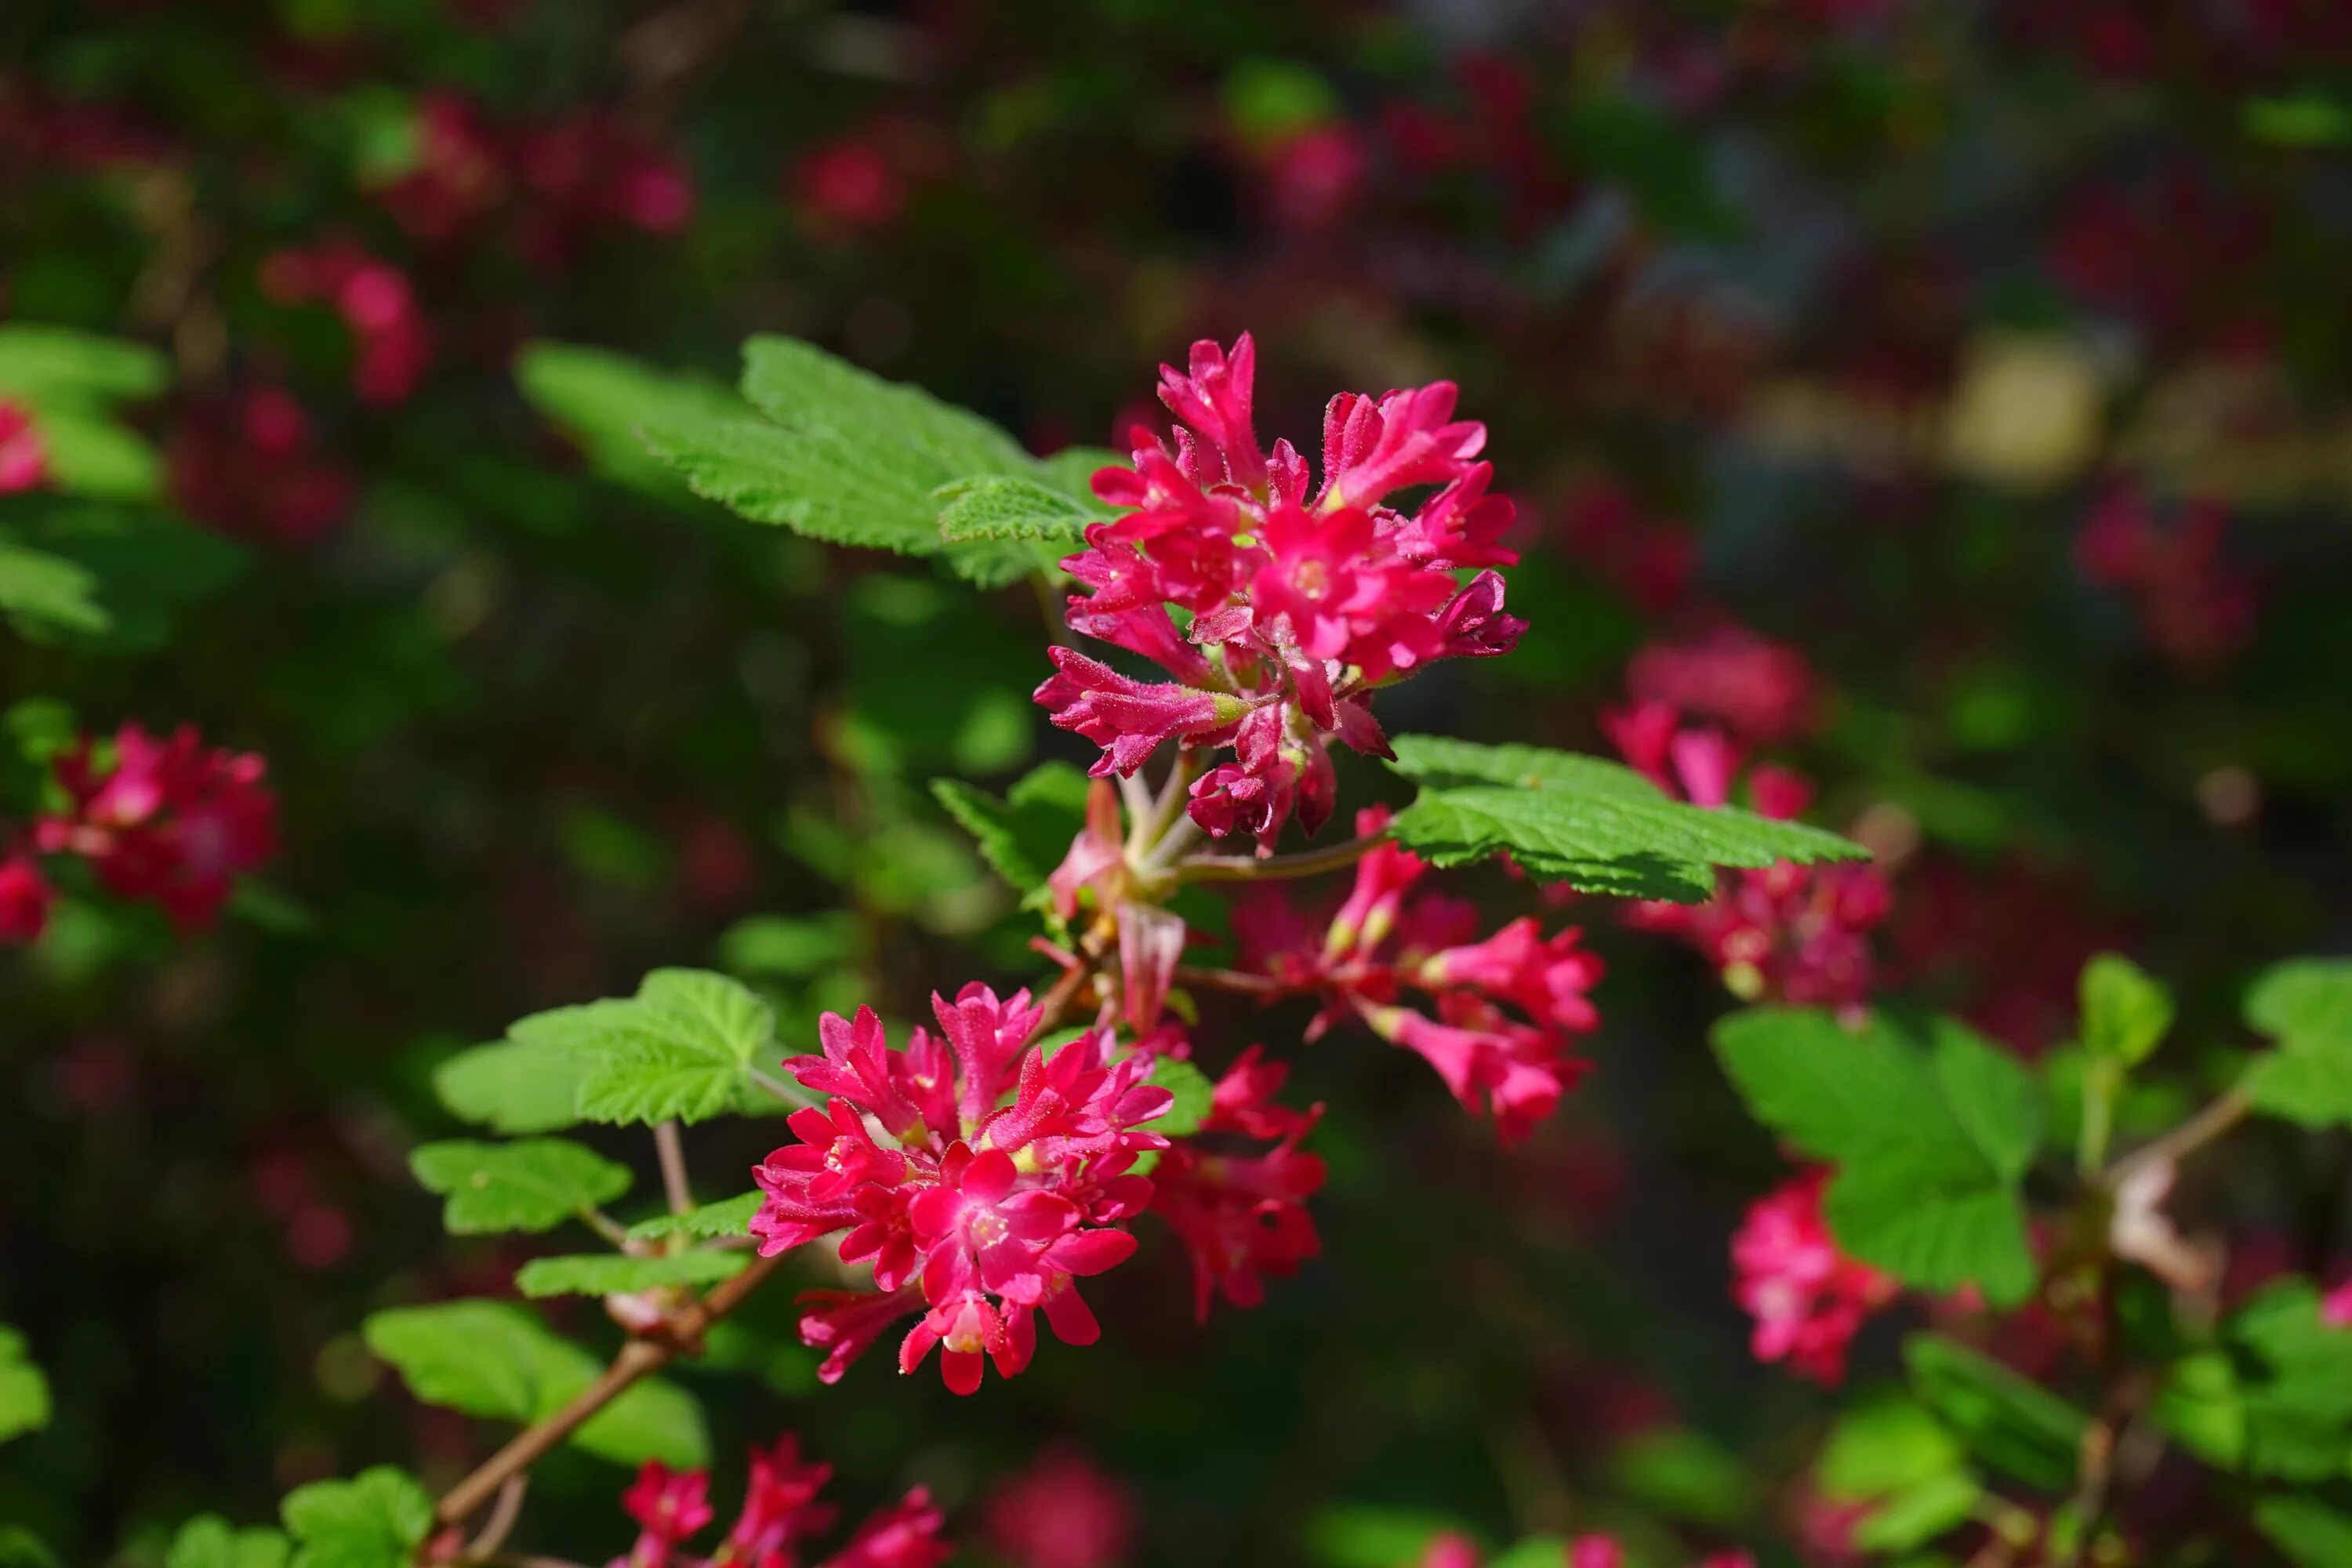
3 0 2352 1563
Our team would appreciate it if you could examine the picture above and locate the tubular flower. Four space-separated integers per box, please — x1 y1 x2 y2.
1040 333 1524 852
607 1435 949 1568
1730 1169 1897 1385
1149 1046 1327 1320
1605 697 1889 1011
32 723 278 932
1232 808 1604 1142
753 988 1172 1395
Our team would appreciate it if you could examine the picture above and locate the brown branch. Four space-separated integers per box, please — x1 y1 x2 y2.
1171 965 1283 997
432 1252 786 1532
2106 1085 2255 1190
463 1475 528 1561
1178 831 1387 883
652 1122 692 1217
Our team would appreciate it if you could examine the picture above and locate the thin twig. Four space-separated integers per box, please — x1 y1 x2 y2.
432 1253 786 1530
1179 831 1386 883
2107 1086 2255 1189
463 1475 528 1561
1171 964 1283 997
652 1122 692 1217
581 1207 630 1248
746 1065 819 1109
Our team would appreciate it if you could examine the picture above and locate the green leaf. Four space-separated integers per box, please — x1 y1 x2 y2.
1303 1508 1458 1568
1386 735 1866 902
0 1326 51 1443
1904 1334 2089 1492
516 1250 747 1298
1851 1471 1981 1553
572 970 778 1127
0 326 169 408
166 1517 293 1568
1931 1017 2045 1182
2078 953 2172 1068
1817 1396 1968 1501
932 760 1094 908
1606 1425 1754 1526
409 1138 632 1234
2243 958 2352 1128
2245 94 2352 147
35 412 161 500
2220 1279 2352 1479
1148 1057 1217 1139
933 474 1098 545
720 913 858 978
0 542 109 635
2256 1495 2352 1565
0 505 243 648
0 1528 59 1568
739 336 1029 483
1715 1008 2041 1305
432 1036 593 1134
362 1300 706 1467
513 341 747 499
278 1468 432 1568
627 1190 761 1242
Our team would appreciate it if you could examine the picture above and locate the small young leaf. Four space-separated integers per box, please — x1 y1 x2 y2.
515 1250 747 1298
2243 960 2352 1129
1817 1396 1967 1502
0 543 111 636
720 913 858 978
627 1191 762 1242
2256 1495 2352 1566
166 1517 292 1568
0 1326 51 1443
932 760 1094 908
2078 953 2172 1067
0 325 170 408
408 1138 632 1234
278 1468 432 1568
1850 1470 1981 1553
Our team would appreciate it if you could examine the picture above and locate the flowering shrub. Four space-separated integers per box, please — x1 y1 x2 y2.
9 6 2352 1568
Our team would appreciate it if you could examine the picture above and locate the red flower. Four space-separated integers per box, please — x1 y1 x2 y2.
1148 1048 1326 1319
0 400 47 492
1730 1170 1896 1385
981 1446 1137 1568
617 1461 713 1568
34 723 277 932
0 853 55 942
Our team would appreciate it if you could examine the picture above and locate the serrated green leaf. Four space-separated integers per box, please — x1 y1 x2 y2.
516 1250 747 1298
432 1036 593 1134
362 1300 706 1467
1711 1007 1977 1164
2248 958 2352 1045
1852 1471 1981 1553
513 341 747 499
409 1138 631 1234
575 970 777 1127
0 1326 51 1443
627 1190 761 1242
640 412 945 552
934 474 1098 545
1825 1160 2035 1305
739 336 1029 481
1148 1057 1217 1138
2078 953 2172 1068
2256 1495 2352 1565
1386 736 1864 902
166 1517 293 1568
1930 1017 2045 1182
932 760 1094 908
278 1468 431 1568
1904 1334 2089 1492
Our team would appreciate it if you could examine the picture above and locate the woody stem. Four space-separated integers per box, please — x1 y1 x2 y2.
1178 830 1387 883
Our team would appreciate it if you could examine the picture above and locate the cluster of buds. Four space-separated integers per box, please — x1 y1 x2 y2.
372 92 693 263
1233 808 1606 1144
1037 333 1524 855
168 383 354 546
2074 481 2259 670
2 722 277 942
1604 698 1889 1011
1729 1169 1897 1385
259 241 435 405
0 399 46 493
612 1437 949 1568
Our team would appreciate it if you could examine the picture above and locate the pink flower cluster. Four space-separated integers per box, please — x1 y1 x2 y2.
612 1436 949 1568
1234 808 1605 1143
1729 1170 1896 1385
1148 1045 1327 1319
1037 333 1525 853
2075 481 2258 670
168 383 354 546
259 241 435 405
980 1446 1138 1568
0 399 46 493
1604 699 1889 1011
374 92 693 263
753 987 1174 1395
2 722 277 942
